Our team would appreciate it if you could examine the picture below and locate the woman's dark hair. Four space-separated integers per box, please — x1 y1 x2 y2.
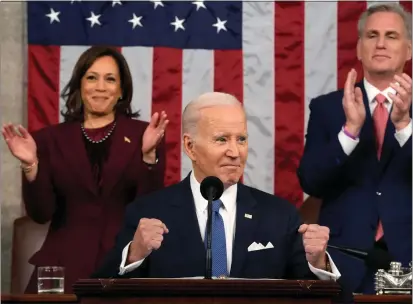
60 46 139 122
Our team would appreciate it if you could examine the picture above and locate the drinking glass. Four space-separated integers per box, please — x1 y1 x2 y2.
37 266 64 294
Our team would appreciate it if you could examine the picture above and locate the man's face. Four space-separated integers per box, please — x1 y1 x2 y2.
184 105 248 188
357 11 412 76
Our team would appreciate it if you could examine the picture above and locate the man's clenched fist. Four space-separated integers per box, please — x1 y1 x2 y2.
127 218 169 264
298 224 330 270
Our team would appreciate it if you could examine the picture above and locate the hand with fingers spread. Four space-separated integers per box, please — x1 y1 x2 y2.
343 69 366 137
128 218 169 264
2 123 38 165
389 73 412 131
298 224 330 270
142 111 169 163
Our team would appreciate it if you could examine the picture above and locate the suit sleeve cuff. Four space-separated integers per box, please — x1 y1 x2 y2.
308 251 341 281
338 129 359 156
118 241 146 275
394 119 412 147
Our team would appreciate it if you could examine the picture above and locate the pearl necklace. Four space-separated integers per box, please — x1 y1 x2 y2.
81 122 117 144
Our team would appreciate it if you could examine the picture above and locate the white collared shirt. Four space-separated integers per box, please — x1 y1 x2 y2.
338 78 412 155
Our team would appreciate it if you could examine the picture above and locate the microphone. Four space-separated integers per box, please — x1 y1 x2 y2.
327 240 393 271
200 176 224 279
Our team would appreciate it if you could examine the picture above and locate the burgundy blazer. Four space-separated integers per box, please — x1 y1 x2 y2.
22 115 165 293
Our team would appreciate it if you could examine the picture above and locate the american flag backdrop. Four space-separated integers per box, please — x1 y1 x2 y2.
27 0 412 207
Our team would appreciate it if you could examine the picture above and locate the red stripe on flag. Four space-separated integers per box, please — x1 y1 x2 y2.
337 2 366 89
214 50 244 103
400 1 412 13
152 47 183 186
274 2 305 207
400 1 412 76
28 45 61 133
214 49 244 182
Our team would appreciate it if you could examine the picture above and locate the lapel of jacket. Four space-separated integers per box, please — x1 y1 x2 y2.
169 174 206 269
101 115 140 197
229 184 258 277
358 81 376 149
55 122 98 195
378 116 396 173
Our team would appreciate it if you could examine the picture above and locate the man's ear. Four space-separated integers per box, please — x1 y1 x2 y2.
183 133 196 161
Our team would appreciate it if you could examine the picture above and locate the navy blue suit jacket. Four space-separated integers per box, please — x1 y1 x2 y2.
297 81 412 293
93 175 320 280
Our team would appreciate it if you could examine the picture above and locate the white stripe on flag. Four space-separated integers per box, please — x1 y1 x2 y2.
367 1 399 8
304 1 338 136
181 49 214 180
122 47 154 123
59 46 90 122
242 2 275 194
304 1 338 200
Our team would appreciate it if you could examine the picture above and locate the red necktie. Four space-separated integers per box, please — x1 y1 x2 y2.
373 94 388 160
372 93 388 241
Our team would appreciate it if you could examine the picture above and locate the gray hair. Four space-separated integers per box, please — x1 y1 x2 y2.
358 3 412 39
182 92 242 137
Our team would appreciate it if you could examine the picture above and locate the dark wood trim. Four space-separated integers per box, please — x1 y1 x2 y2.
1 293 411 303
1 294 77 303
354 294 412 303
73 278 341 297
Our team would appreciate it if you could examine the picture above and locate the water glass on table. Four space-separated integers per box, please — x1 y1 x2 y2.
37 266 64 294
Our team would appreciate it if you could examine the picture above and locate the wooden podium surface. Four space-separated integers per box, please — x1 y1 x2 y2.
2 294 412 303
74 278 341 304
1 279 411 304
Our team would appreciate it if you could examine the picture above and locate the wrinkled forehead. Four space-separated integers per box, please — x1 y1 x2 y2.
363 11 407 35
197 105 247 135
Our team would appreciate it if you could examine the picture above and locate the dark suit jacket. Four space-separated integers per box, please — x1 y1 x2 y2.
297 81 412 294
22 114 166 293
92 174 319 280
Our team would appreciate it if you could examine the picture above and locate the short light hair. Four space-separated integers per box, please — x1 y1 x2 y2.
357 3 412 39
182 92 242 137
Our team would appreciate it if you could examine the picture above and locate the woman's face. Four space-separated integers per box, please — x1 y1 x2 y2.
81 56 122 117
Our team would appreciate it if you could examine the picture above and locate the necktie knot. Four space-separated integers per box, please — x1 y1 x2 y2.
375 94 387 105
212 200 223 213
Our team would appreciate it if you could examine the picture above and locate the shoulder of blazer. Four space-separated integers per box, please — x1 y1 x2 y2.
30 123 68 144
307 82 366 116
118 116 149 138
310 89 344 109
240 183 297 215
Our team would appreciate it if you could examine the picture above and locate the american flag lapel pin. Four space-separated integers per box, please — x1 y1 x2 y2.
124 136 131 143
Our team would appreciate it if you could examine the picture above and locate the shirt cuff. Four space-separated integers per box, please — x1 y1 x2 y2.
118 241 146 275
338 129 359 156
308 251 341 281
394 119 412 147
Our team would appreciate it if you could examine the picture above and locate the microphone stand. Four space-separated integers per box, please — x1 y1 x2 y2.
205 188 213 279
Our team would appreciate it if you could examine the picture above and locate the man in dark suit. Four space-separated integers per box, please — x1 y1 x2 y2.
297 3 412 294
93 92 342 282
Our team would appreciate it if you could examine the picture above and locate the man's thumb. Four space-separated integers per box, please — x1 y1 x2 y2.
298 224 308 234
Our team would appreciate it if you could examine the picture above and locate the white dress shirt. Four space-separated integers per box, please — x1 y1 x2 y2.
339 78 412 155
118 172 341 280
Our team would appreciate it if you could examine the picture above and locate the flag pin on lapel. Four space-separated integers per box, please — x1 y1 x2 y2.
244 213 252 219
124 136 131 143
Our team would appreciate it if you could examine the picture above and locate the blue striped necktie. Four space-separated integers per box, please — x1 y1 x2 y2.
205 199 228 277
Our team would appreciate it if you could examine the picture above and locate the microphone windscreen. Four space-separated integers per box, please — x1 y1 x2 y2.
200 176 224 201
